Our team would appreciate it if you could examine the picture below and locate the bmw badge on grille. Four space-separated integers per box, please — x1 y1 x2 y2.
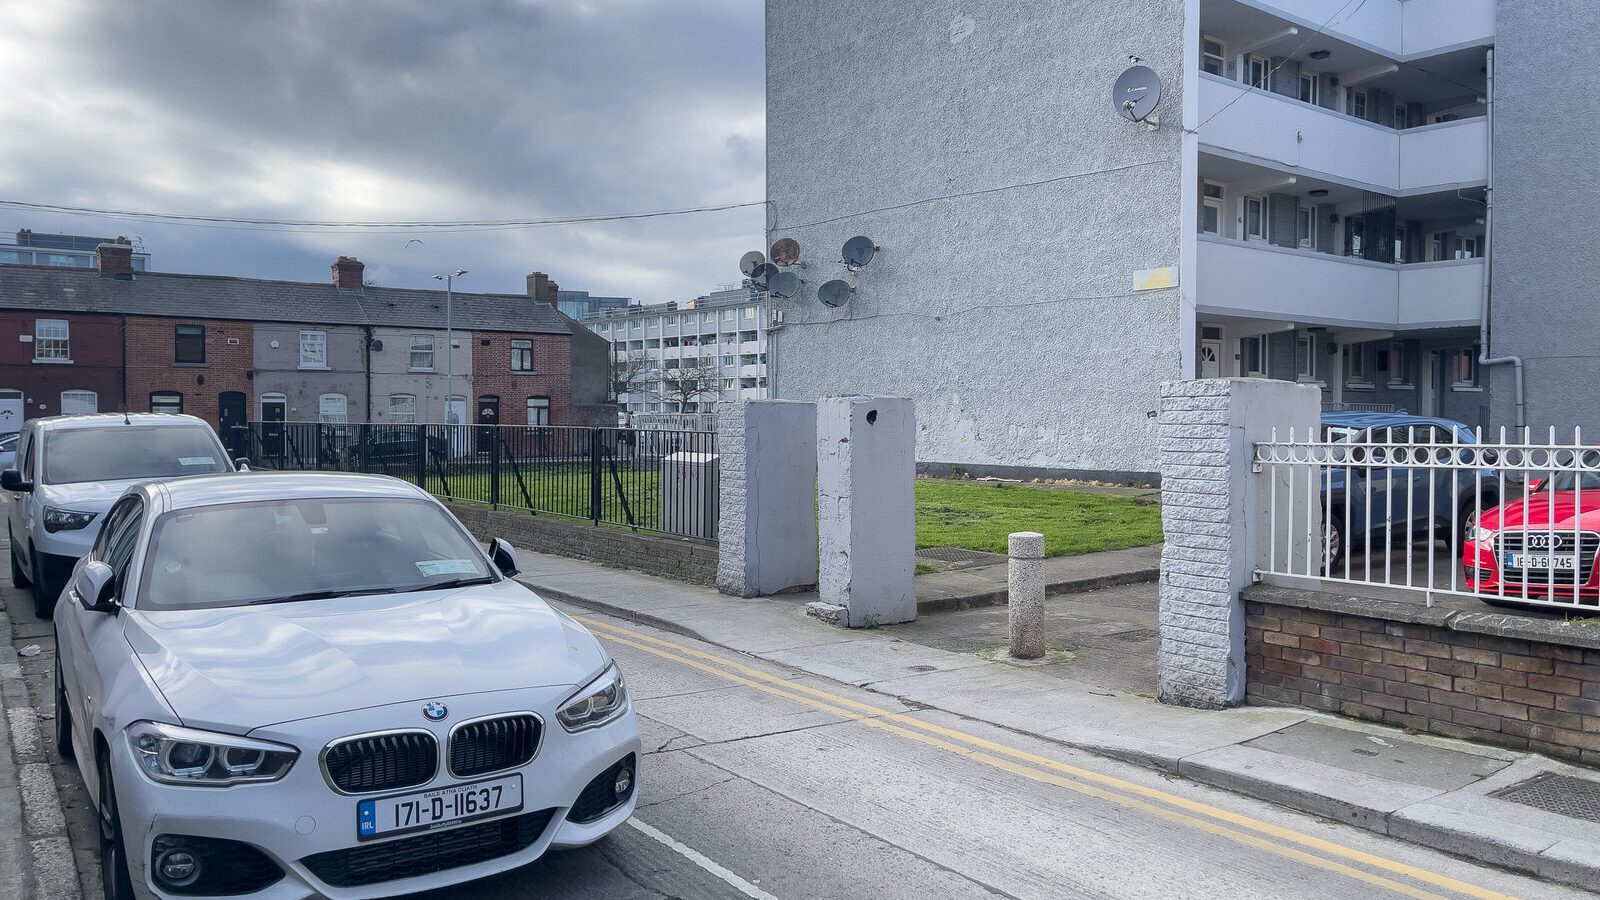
422 701 448 721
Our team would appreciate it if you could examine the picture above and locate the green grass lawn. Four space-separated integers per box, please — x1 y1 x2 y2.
915 480 1162 558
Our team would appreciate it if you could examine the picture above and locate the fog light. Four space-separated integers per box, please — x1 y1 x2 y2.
156 849 200 887
614 766 633 797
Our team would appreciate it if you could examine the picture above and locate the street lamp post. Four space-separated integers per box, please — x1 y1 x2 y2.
431 269 468 426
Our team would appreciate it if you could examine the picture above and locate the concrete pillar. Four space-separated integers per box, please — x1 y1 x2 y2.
716 400 819 598
1007 531 1045 660
808 396 916 628
1157 378 1319 708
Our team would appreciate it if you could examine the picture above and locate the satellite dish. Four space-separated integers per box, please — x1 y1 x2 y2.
750 262 778 287
739 250 766 276
842 236 878 270
817 279 854 308
1113 66 1163 122
770 237 801 267
768 270 802 300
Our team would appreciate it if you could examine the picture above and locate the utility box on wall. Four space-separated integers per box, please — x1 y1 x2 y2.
662 451 719 540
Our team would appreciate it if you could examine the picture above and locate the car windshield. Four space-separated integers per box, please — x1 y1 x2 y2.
140 497 495 610
1323 426 1363 442
1546 451 1600 492
44 426 230 485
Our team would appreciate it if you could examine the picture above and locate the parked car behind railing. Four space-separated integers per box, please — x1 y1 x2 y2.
1463 451 1600 607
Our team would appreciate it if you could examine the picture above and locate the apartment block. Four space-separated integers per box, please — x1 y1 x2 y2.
767 0 1580 478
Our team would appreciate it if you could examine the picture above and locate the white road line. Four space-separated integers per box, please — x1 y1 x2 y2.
625 817 780 900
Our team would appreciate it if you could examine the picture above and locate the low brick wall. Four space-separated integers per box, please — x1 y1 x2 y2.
446 503 718 586
1245 584 1600 766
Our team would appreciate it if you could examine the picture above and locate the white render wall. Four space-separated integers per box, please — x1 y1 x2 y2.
815 397 916 627
1157 378 1319 708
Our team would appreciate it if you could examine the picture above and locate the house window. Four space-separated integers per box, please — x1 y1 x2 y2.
1299 73 1319 105
1247 55 1269 89
150 391 183 415
1296 333 1317 381
510 339 533 372
174 324 205 364
319 393 348 425
1202 37 1225 76
722 378 736 390
1388 342 1412 387
1245 196 1266 241
34 319 69 361
1240 336 1268 377
664 315 676 325
299 330 327 368
59 390 97 415
526 396 550 426
1452 347 1481 388
722 354 736 366
1350 89 1367 119
388 393 417 423
409 335 435 370
1345 345 1373 386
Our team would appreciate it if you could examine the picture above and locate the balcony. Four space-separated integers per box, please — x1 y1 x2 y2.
1196 236 1482 328
1196 75 1485 193
1242 0 1492 56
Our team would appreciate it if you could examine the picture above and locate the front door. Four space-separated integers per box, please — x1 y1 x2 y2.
0 389 22 434
475 396 499 454
1419 352 1441 417
261 396 287 461
218 392 247 460
446 397 467 458
1199 340 1223 379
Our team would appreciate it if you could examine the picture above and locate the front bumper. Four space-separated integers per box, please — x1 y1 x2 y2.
111 687 641 899
1463 540 1600 604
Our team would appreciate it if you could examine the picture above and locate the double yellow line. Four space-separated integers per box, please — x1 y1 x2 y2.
577 615 1512 900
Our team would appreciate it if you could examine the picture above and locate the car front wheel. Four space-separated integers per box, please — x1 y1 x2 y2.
98 754 136 900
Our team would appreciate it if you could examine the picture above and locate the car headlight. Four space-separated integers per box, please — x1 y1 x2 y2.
1470 525 1497 544
42 507 96 533
556 664 629 733
127 721 298 786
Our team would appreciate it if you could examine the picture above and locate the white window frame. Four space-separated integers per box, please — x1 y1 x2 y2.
408 335 435 371
1452 347 1482 389
1394 104 1408 129
1247 55 1269 89
1202 36 1226 76
319 393 349 426
1240 336 1268 377
299 330 327 369
1298 73 1319 105
1296 205 1315 249
59 390 97 415
510 339 534 373
1388 341 1413 388
388 393 417 423
1296 333 1319 382
1349 89 1368 119
1244 196 1267 241
1344 344 1374 389
34 319 70 362
1200 181 1224 236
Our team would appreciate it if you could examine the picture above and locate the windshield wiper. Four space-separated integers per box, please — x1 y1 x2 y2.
246 588 391 606
398 576 495 593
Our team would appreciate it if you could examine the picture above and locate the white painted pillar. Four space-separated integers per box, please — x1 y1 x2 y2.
1008 531 1046 660
1156 378 1319 708
716 400 818 598
808 396 916 628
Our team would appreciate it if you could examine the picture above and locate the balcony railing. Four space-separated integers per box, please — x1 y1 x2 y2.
1197 236 1483 328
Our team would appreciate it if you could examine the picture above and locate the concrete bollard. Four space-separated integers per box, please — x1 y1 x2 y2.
1008 531 1046 660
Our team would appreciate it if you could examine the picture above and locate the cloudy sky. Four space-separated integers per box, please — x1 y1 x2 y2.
0 0 765 303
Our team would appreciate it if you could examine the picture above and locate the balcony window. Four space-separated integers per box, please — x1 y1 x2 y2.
1201 182 1224 235
174 324 205 364
1241 336 1268 377
409 335 435 370
1298 74 1319 105
1297 206 1314 249
1202 37 1225 76
1247 55 1269 89
1295 333 1318 382
34 319 69 361
1350 89 1367 120
1245 196 1266 241
299 330 327 368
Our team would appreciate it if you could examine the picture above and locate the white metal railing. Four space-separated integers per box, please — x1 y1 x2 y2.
1254 427 1600 612
629 413 717 432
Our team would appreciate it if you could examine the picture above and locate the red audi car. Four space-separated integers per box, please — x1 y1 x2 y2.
1463 459 1600 606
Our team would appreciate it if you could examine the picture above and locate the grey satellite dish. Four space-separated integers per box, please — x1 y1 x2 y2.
750 262 778 287
1113 66 1163 122
817 279 854 308
770 238 801 267
842 236 878 270
768 270 802 300
739 250 766 276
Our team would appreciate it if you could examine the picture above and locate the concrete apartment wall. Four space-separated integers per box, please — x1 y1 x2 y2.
1489 0 1600 434
252 323 367 421
766 0 1185 478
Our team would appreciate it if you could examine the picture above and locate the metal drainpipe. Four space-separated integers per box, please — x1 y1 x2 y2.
1477 47 1526 430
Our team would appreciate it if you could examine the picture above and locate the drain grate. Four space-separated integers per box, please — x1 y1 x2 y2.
1491 773 1600 824
916 547 1007 567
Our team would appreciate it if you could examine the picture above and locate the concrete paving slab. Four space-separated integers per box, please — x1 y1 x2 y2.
1179 744 1444 831
760 638 989 688
1388 800 1564 876
1240 721 1510 792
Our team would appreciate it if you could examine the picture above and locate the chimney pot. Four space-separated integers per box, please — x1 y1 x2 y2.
95 241 134 279
332 256 365 289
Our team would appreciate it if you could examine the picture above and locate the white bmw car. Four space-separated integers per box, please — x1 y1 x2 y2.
53 473 640 899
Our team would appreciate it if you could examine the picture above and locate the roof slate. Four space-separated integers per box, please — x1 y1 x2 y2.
0 265 574 335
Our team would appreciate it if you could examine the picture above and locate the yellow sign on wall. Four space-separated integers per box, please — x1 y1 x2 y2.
1132 266 1179 292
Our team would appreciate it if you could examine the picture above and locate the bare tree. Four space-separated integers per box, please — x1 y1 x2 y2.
657 363 721 412
609 350 651 401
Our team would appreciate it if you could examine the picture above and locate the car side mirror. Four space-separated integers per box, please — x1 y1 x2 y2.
489 538 519 577
0 469 30 493
1529 478 1546 493
72 561 118 613
234 457 251 471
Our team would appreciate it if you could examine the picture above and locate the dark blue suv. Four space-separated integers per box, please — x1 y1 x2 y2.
1319 412 1499 569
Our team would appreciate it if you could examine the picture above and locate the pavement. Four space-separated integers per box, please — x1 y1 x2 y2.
913 544 1161 613
515 545 1600 893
